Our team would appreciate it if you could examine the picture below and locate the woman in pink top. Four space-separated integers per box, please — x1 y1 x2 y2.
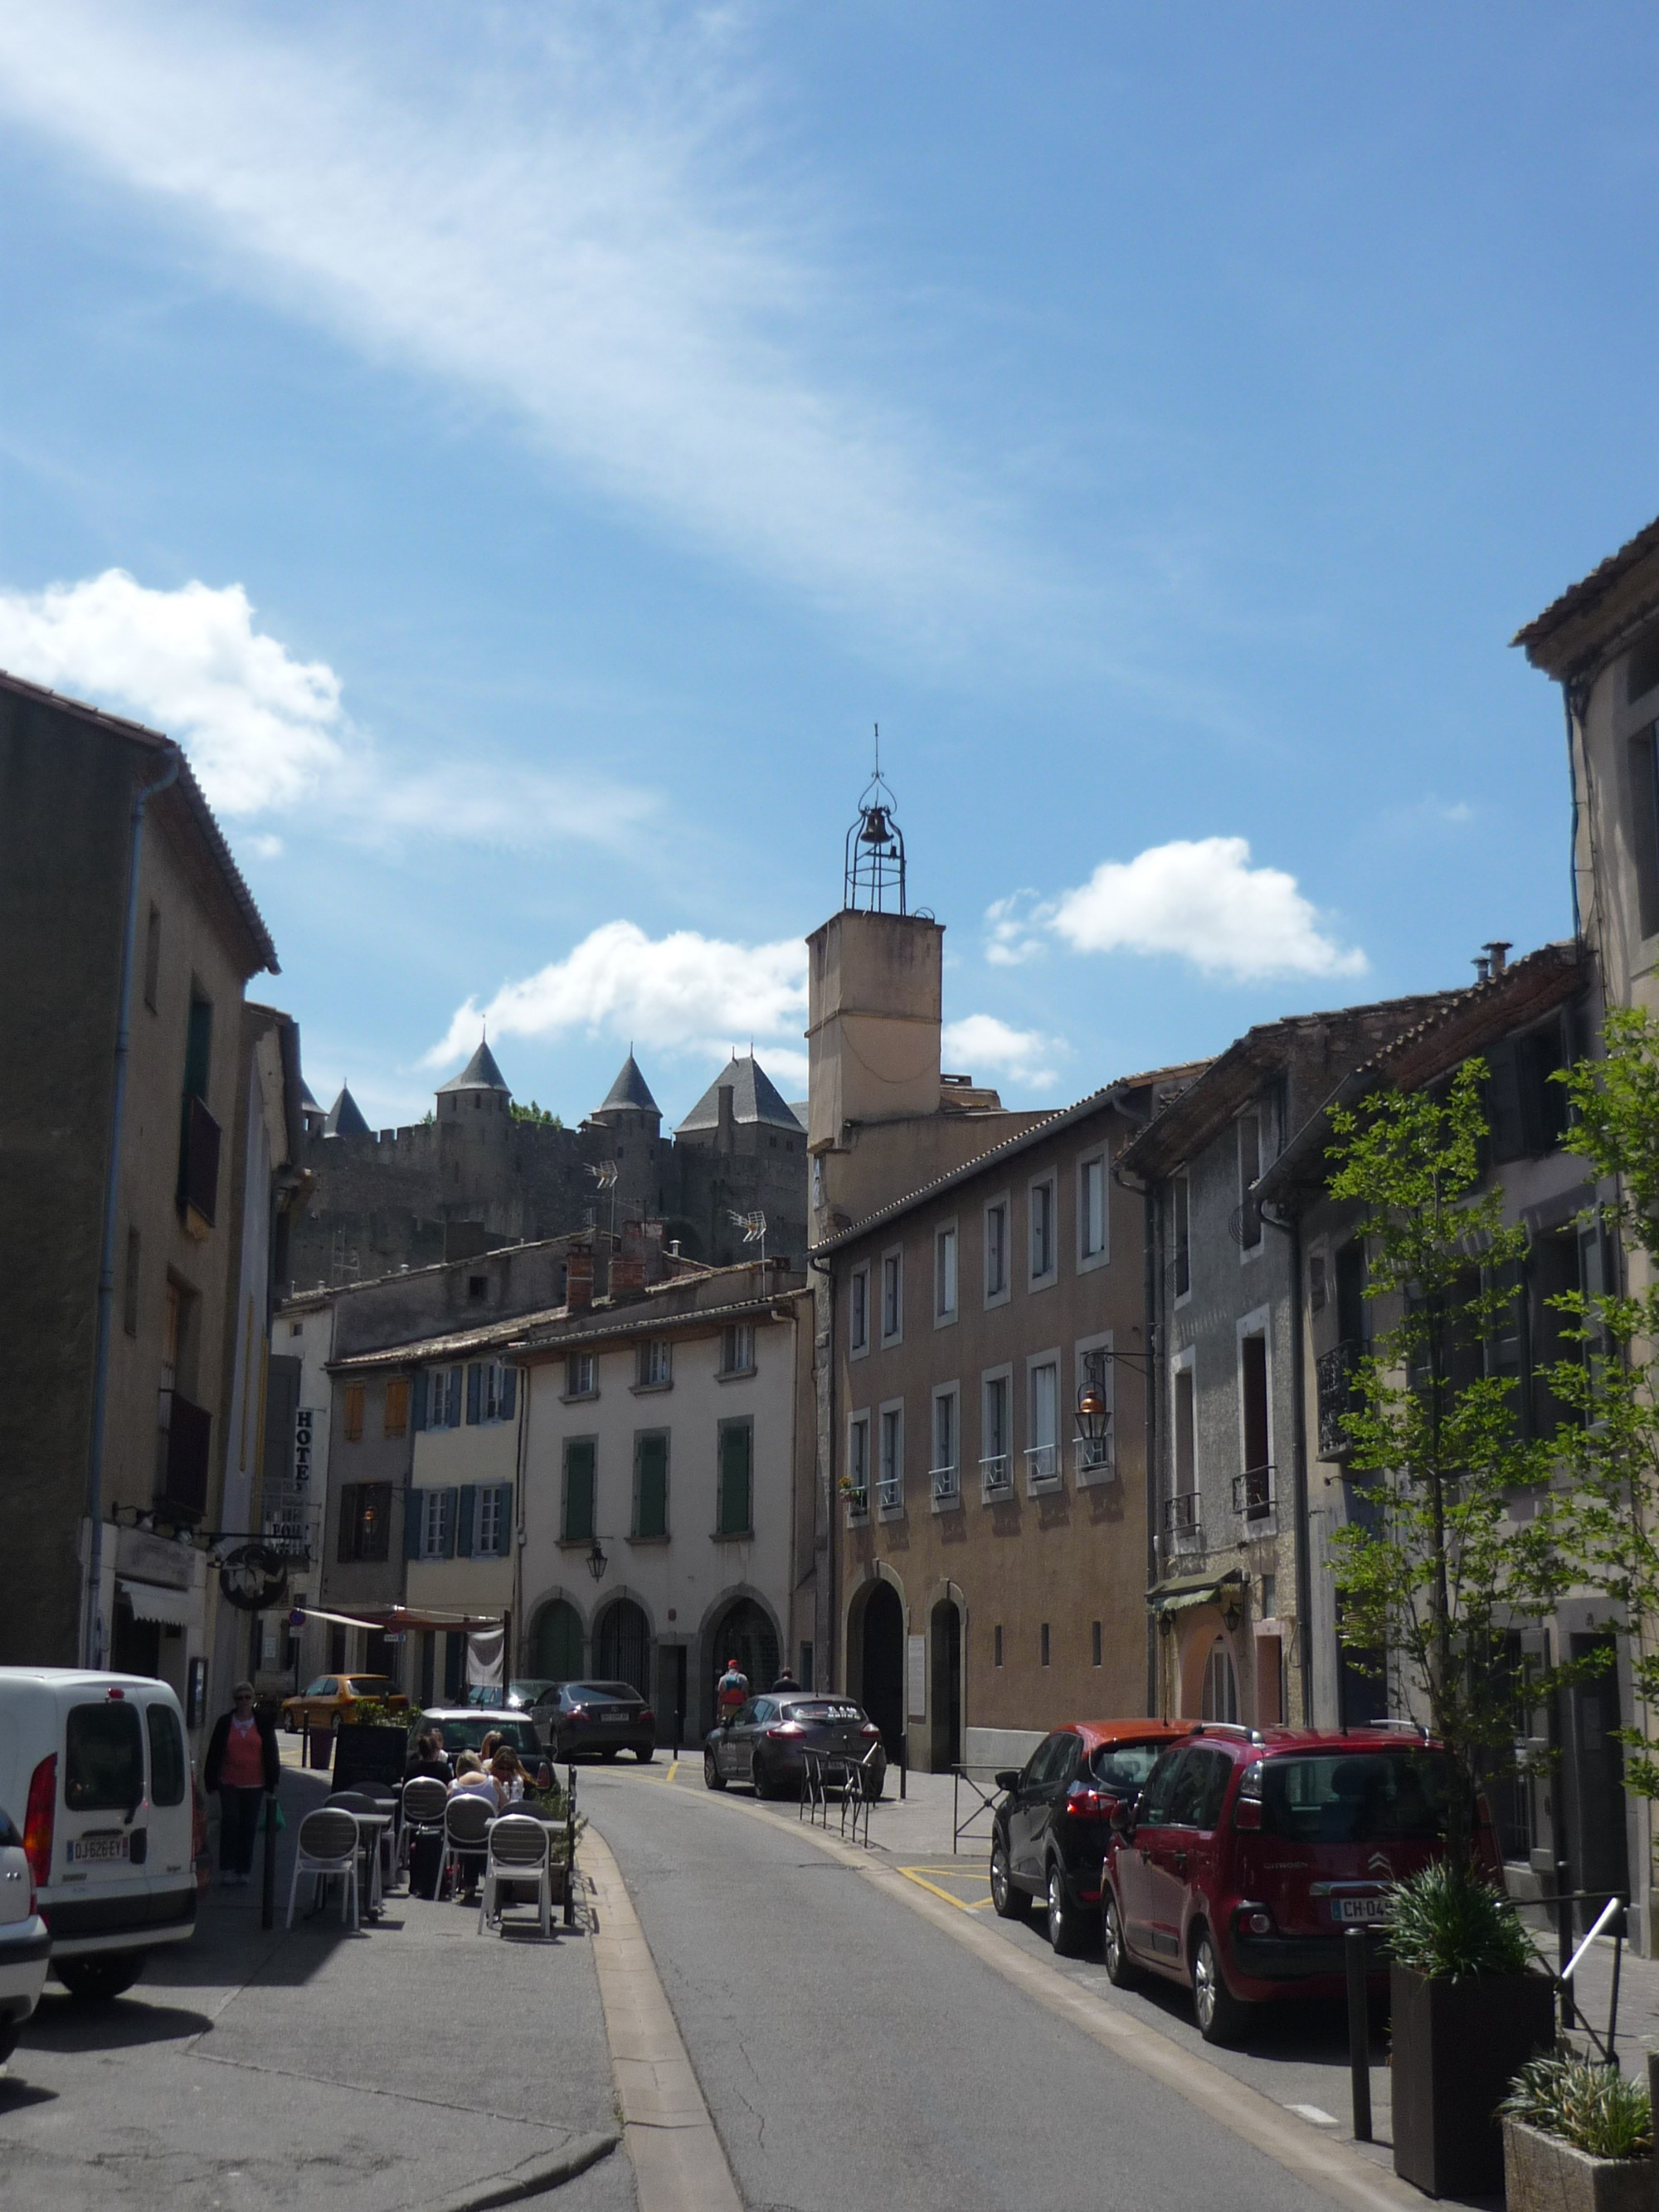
204 1683 280 1886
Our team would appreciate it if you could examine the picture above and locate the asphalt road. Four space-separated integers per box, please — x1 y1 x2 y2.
581 1764 1349 2212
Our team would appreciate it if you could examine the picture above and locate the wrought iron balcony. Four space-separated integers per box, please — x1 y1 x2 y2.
980 1452 1012 1499
177 1093 221 1233
1074 1432 1113 1478
1162 1491 1202 1547
930 1462 960 1503
1024 1443 1060 1488
877 1472 903 1512
1232 1464 1275 1521
1316 1342 1363 1459
159 1391 212 1521
843 1483 868 1517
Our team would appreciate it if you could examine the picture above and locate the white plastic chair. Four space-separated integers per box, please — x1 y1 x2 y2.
286 1807 361 1930
399 1776 449 1877
478 1814 553 1937
444 1790 495 1898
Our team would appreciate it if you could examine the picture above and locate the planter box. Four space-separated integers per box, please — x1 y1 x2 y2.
1503 2117 1657 2212
1391 1964 1555 2198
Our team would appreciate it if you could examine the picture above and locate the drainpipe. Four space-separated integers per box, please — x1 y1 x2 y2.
807 1246 837 1693
1112 1133 1160 1717
1261 1197 1313 1727
85 747 182 1667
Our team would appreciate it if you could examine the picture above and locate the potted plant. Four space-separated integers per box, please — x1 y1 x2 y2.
1385 1861 1556 2198
1501 2054 1653 2211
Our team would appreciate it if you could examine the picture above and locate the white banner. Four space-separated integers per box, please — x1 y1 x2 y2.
466 1627 504 1691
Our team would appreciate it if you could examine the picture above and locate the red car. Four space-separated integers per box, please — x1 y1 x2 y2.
1102 1722 1501 2044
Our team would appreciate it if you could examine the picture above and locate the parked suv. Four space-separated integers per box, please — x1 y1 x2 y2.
1102 1722 1500 2044
990 1721 1196 1955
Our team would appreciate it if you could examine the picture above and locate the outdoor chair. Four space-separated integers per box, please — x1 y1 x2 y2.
478 1814 554 1937
399 1776 449 1883
328 1791 397 1895
286 1807 362 1931
444 1791 494 1900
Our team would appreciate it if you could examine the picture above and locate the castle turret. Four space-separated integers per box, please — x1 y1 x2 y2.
323 1084 371 1138
590 1050 662 1140
435 1039 511 1119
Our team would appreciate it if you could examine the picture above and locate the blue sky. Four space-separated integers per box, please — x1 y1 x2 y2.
1 3 1654 1128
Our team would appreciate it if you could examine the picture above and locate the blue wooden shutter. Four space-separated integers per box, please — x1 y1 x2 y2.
466 1363 483 1425
500 1365 517 1421
446 1367 462 1428
564 1440 595 1540
411 1372 429 1432
635 1433 668 1539
438 1488 457 1557
456 1484 477 1557
718 1422 752 1536
404 1488 425 1558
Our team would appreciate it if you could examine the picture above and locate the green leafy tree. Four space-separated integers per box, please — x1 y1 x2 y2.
1548 1007 1659 1801
1326 1062 1587 1864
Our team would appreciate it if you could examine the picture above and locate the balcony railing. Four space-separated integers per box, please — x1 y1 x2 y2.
1162 1492 1202 1548
1233 1464 1275 1521
1074 1433 1113 1479
1024 1442 1060 1489
980 1452 1012 1499
844 1484 868 1517
877 1472 902 1512
177 1093 221 1232
160 1391 212 1521
930 1462 960 1503
1317 1342 1363 1459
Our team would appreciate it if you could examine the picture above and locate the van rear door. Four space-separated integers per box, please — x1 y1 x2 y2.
57 1688 151 1905
135 1691 192 1887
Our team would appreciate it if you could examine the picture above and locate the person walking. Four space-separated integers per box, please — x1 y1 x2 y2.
204 1682 280 1887
716 1657 750 1722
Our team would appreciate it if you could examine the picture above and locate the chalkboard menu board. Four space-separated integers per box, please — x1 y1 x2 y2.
331 1724 409 1795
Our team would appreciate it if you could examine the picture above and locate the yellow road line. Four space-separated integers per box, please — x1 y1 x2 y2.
898 1868 991 1914
664 1759 679 1785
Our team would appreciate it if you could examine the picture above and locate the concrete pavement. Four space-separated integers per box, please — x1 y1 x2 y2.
0 1758 632 2212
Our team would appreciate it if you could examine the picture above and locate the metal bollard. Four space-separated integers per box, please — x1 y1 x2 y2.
899 1731 907 1801
1345 1928 1373 2141
674 1704 684 1758
1556 1858 1575 2031
261 1792 277 1932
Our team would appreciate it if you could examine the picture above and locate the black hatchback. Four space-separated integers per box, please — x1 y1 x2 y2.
534 1681 655 1761
704 1693 887 1800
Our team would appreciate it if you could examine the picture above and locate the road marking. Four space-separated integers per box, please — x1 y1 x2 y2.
1287 2104 1340 2127
898 1869 985 1912
594 1777 1424 2212
581 1823 743 2212
663 1759 679 1785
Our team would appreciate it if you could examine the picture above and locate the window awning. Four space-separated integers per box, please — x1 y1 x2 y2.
1149 1571 1243 1617
118 1578 196 1628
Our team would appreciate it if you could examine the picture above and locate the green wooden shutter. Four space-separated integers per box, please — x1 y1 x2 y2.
500 1366 517 1421
564 1440 596 1541
466 1363 483 1425
404 1488 425 1559
438 1488 458 1558
718 1423 752 1535
337 1483 358 1562
635 1433 668 1538
456 1484 477 1557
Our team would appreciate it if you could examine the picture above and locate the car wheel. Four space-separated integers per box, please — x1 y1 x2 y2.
1102 1891 1138 1988
282 1713 297 1735
751 1755 774 1800
861 1764 885 1802
1191 1927 1248 2047
330 1713 343 1733
58 1955 144 2003
634 1745 654 1764
703 1748 727 1791
0 2021 17 2065
1046 1862 1085 1957
990 1835 1028 1921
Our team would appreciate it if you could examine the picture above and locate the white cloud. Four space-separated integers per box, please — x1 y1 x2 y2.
0 568 652 849
1047 836 1366 980
426 921 810 1074
983 891 1048 967
0 569 344 814
941 1014 1060 1090
0 3 1015 641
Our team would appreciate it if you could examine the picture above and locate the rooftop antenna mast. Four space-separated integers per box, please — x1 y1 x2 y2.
844 723 907 915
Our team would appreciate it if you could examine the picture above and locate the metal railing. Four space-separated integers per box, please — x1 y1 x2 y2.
843 1485 869 1517
930 1463 960 1503
1317 1342 1362 1459
799 1743 878 1847
1232 1464 1275 1520
877 1473 902 1511
177 1093 221 1229
1074 1434 1112 1478
1162 1492 1202 1547
1024 1442 1060 1487
979 1453 1012 1499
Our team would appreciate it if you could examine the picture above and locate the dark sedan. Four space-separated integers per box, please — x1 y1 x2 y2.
535 1681 655 1761
990 1719 1195 1956
704 1693 887 1800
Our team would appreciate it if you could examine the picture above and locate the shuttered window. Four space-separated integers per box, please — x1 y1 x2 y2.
634 1431 669 1538
563 1439 596 1541
343 1384 364 1442
383 1377 409 1438
718 1420 753 1536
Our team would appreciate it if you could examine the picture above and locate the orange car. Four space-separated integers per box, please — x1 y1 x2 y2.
280 1674 409 1732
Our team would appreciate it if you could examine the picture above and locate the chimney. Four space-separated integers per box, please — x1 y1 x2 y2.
611 1220 646 1298
717 1083 735 1153
565 1243 594 1313
1483 939 1511 977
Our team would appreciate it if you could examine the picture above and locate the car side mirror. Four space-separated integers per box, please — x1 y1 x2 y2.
995 1769 1021 1795
1109 1797 1136 1836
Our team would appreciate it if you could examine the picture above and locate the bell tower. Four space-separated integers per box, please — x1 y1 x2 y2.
806 764 944 1230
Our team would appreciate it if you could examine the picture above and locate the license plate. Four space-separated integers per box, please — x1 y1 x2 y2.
1331 1893 1387 1923
68 1833 129 1864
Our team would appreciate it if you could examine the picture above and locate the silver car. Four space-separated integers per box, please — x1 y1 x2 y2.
0 1806 51 2065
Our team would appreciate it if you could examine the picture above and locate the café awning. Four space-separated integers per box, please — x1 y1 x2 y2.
118 1578 195 1628
1149 1571 1243 1617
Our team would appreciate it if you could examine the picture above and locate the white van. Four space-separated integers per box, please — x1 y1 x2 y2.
0 1669 202 2000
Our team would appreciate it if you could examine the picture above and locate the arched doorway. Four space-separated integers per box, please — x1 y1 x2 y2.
708 1597 778 1722
929 1597 962 1771
861 1581 904 1758
596 1598 651 1698
1201 1635 1238 1723
531 1598 584 1680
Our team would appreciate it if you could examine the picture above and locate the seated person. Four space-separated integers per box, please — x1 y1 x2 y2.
449 1751 499 1805
404 1729 453 1785
490 1747 527 1805
479 1732 504 1767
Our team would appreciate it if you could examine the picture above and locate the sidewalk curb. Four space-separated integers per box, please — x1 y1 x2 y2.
614 1772 1427 2212
581 1825 745 2212
408 2133 620 2212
